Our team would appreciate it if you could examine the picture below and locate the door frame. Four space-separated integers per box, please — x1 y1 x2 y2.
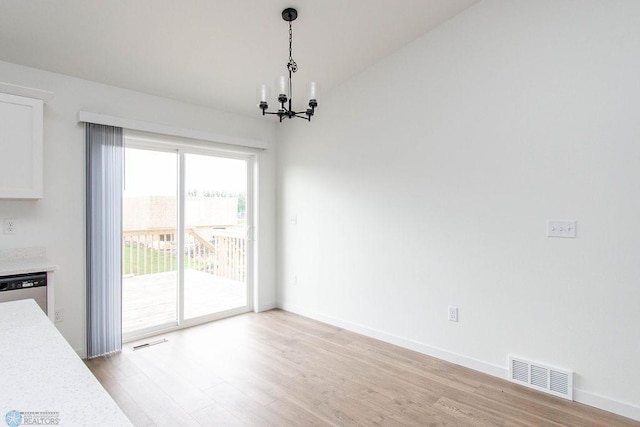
122 131 257 343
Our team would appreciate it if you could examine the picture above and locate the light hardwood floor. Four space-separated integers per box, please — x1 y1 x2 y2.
85 310 639 426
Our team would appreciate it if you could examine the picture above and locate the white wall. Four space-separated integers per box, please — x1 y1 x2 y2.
0 60 278 356
277 0 640 419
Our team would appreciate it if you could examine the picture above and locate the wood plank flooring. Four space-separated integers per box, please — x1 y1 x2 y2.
85 309 639 426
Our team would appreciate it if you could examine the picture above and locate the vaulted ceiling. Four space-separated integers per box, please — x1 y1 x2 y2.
0 0 478 117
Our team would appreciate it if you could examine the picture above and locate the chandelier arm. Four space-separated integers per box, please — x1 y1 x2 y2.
294 113 311 121
278 100 290 112
261 110 312 121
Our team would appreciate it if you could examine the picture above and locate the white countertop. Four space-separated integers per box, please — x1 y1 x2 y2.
0 247 58 276
0 257 59 276
0 299 132 426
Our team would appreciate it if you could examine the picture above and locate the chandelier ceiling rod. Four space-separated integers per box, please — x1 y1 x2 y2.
257 8 318 122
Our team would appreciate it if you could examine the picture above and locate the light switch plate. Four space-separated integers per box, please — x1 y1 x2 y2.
547 220 577 238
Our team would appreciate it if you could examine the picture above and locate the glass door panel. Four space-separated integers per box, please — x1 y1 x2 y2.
183 153 248 320
122 148 178 336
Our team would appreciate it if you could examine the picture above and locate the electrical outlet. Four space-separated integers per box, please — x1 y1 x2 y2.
448 306 458 322
54 308 64 323
3 219 17 234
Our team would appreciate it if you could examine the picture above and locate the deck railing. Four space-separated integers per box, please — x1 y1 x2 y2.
122 228 246 282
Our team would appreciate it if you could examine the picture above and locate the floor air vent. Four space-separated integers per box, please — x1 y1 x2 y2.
508 356 573 400
132 338 168 351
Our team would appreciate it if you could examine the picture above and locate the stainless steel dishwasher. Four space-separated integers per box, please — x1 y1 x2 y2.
0 272 47 313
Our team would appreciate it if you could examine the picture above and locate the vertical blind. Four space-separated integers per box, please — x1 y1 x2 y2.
86 123 123 358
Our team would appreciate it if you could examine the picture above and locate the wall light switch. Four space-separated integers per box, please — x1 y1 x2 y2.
547 220 577 238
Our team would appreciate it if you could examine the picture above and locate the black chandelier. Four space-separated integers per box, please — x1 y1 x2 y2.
257 8 318 122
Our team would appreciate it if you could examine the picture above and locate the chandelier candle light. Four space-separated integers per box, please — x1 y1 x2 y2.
257 8 318 122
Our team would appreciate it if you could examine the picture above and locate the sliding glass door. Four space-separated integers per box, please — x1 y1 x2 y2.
122 140 253 340
122 148 178 336
183 154 248 320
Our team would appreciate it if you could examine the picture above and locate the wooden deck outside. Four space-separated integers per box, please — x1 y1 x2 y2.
122 269 246 335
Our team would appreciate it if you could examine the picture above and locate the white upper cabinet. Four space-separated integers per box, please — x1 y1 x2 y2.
0 93 44 199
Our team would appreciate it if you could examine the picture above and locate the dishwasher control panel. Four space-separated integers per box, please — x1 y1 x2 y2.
0 272 47 291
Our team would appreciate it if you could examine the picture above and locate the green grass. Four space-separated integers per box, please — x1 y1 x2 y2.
123 244 209 276
123 244 177 276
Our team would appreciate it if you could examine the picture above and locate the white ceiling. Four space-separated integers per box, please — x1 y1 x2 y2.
0 0 478 117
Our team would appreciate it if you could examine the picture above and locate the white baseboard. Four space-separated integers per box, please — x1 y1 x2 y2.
573 389 640 422
278 303 507 378
278 302 640 422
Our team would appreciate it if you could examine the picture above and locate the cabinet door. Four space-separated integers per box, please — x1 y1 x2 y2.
0 93 44 199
